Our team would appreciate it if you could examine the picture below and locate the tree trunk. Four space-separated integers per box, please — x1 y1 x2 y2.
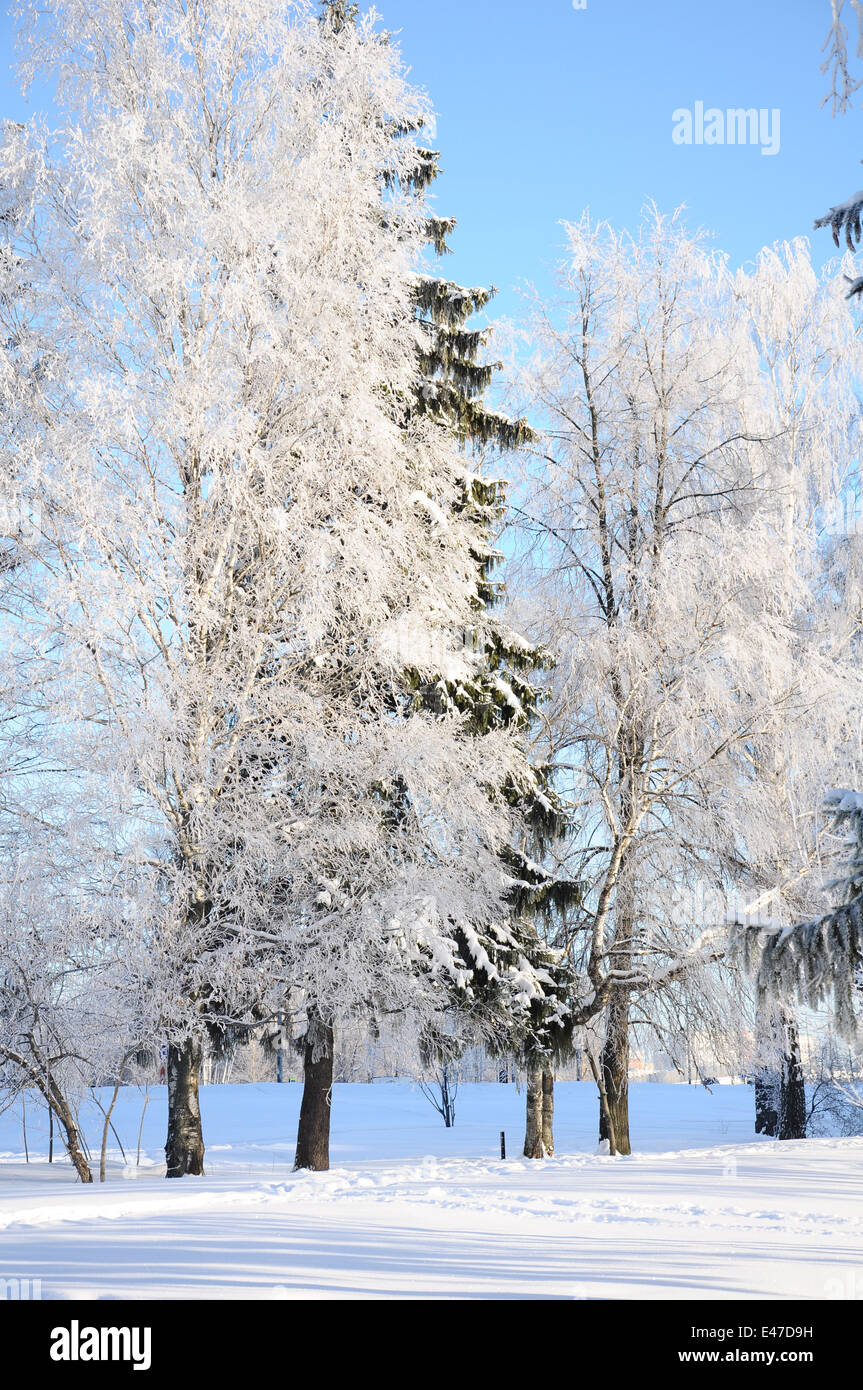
165 1037 205 1177
541 1069 554 1156
32 1071 93 1183
755 1007 806 1140
754 1075 780 1135
523 1066 544 1158
587 1047 617 1155
599 842 635 1155
779 1014 806 1140
63 1117 93 1183
599 985 631 1155
96 1070 127 1183
50 1096 92 1183
294 1011 334 1171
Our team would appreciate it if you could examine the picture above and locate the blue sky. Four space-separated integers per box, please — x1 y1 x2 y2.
1 0 861 316
379 0 863 315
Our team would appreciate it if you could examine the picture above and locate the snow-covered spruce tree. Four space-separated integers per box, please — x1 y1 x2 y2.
736 788 863 1040
408 273 580 1158
1 0 575 1177
509 211 863 1153
408 163 580 1159
298 2 579 1166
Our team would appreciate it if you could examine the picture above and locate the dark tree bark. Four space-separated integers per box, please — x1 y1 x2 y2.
754 1075 780 1135
294 1011 334 1171
523 1066 544 1157
754 1007 807 1140
438 1062 457 1127
165 1037 205 1177
599 984 631 1155
541 1069 554 1156
587 1047 617 1155
779 1014 807 1140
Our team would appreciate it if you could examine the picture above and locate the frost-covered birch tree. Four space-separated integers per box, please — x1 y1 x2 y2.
0 0 569 1176
0 854 153 1183
509 210 863 1151
726 240 863 1102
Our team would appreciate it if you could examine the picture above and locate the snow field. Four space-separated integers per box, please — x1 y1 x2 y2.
0 1082 861 1299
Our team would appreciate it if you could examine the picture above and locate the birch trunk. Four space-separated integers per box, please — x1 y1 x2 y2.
541 1069 554 1155
599 984 631 1155
523 1066 544 1158
165 1037 205 1177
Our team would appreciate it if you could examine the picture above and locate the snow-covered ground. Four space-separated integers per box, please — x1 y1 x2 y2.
1 1081 861 1300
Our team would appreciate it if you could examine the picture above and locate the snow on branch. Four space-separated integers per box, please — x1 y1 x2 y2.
814 188 863 254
